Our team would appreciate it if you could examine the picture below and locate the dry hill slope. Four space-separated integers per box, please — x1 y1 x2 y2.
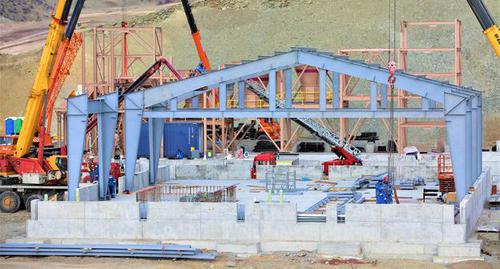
0 0 498 146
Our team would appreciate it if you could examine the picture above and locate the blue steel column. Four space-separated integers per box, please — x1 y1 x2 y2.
465 101 473 187
319 69 326 111
66 95 89 201
444 93 470 200
191 96 199 108
477 96 483 177
370 82 377 111
220 82 227 111
471 97 479 181
95 93 118 200
268 70 276 111
124 92 144 192
380 84 388 109
148 109 163 185
422 97 430 111
238 81 246 109
284 69 292 109
332 72 339 109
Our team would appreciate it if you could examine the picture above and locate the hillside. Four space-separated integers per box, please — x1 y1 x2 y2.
0 0 167 22
0 0 499 147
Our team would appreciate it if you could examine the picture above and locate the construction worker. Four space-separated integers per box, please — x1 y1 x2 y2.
194 61 206 75
87 155 98 183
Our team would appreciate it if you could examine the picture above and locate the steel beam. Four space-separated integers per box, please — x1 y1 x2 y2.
319 69 327 111
268 70 276 111
370 81 377 111
148 110 163 185
380 84 388 109
66 95 89 201
91 93 118 200
284 68 292 109
124 92 144 192
238 81 245 109
144 52 298 107
332 72 340 109
297 51 477 103
142 109 444 119
445 93 470 200
219 82 226 111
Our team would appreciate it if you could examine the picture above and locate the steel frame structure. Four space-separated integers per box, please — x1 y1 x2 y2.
338 20 462 152
82 26 165 96
67 47 482 201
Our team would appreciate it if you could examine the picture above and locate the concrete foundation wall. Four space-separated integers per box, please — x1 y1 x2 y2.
460 169 492 236
118 162 170 193
171 160 252 180
76 183 98 201
130 153 499 183
256 164 324 180
28 198 483 261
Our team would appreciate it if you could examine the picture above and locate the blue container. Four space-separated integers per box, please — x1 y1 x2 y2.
164 122 203 159
137 123 150 157
5 117 14 135
137 122 203 159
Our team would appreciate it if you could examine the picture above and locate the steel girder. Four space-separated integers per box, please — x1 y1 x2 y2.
122 47 482 200
67 93 118 201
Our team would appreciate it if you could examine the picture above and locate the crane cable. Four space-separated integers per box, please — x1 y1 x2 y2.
387 0 399 204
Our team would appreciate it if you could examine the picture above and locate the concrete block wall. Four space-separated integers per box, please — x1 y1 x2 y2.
172 160 252 180
27 200 480 261
118 165 170 193
27 201 141 240
460 169 492 236
256 165 324 180
128 152 499 183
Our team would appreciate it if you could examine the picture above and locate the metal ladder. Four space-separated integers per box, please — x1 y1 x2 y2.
246 80 361 158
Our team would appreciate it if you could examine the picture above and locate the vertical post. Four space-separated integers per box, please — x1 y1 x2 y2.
191 96 199 108
170 97 177 111
465 103 473 187
445 93 470 201
268 70 276 111
477 96 482 176
421 97 430 111
332 72 340 109
380 84 388 109
66 95 89 201
148 115 163 186
124 92 144 193
284 68 292 109
319 69 326 111
238 81 245 109
370 81 377 111
219 82 227 111
96 93 118 200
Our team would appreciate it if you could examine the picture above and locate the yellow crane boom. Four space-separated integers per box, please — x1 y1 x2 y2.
14 0 69 157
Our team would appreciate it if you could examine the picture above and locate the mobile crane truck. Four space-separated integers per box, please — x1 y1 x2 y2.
0 0 86 213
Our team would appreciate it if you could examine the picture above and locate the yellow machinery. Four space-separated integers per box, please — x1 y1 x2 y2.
14 0 70 157
467 0 500 57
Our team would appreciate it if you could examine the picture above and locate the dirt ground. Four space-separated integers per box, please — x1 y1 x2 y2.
0 211 498 269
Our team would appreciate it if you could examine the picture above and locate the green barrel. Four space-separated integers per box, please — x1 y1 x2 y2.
14 118 23 134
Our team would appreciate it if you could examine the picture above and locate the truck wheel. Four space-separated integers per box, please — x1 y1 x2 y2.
25 193 43 212
0 191 21 213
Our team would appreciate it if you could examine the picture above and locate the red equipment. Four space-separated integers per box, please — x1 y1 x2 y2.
322 147 363 175
437 154 455 192
250 152 277 179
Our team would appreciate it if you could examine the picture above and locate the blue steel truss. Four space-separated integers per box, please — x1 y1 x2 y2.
67 47 482 201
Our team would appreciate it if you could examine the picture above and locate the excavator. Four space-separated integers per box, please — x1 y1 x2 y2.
0 0 86 212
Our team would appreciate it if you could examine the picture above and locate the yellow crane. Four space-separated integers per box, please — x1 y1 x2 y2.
14 0 70 157
467 0 500 57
